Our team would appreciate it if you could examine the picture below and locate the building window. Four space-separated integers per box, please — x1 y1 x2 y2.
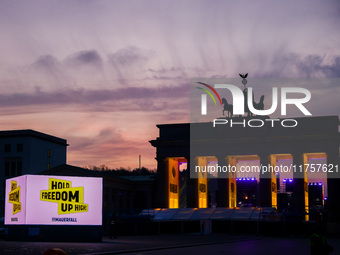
47 149 51 158
4 158 22 177
17 144 23 152
11 162 16 176
47 163 51 169
17 161 22 176
4 144 10 153
5 162 10 176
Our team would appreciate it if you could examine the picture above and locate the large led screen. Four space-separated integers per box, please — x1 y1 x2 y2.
5 175 102 225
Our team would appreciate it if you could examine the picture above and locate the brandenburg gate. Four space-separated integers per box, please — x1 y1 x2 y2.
150 115 340 231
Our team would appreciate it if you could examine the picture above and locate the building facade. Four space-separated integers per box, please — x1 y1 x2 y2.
0 129 68 216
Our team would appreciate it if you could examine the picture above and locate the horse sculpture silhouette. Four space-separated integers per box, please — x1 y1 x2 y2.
243 88 265 116
222 89 264 117
254 95 264 111
222 98 233 117
222 88 264 117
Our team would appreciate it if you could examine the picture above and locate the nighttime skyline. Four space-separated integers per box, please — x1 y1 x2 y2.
0 0 339 169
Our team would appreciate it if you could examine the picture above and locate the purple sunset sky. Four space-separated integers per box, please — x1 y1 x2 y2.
0 0 339 169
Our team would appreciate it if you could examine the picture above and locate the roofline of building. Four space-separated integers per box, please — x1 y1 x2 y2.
0 129 68 146
155 115 340 128
156 123 190 128
39 164 156 183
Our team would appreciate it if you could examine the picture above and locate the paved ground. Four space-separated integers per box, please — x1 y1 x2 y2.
0 234 339 255
122 237 340 255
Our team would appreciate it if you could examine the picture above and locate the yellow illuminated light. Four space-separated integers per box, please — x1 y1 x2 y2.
197 157 208 208
303 153 309 221
228 156 237 208
167 158 179 208
269 155 278 209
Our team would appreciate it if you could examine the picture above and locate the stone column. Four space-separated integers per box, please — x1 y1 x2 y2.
197 156 208 208
259 154 271 207
326 150 340 227
186 155 198 208
292 153 308 221
216 154 228 207
167 157 180 208
269 154 278 209
227 156 237 208
155 157 168 208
